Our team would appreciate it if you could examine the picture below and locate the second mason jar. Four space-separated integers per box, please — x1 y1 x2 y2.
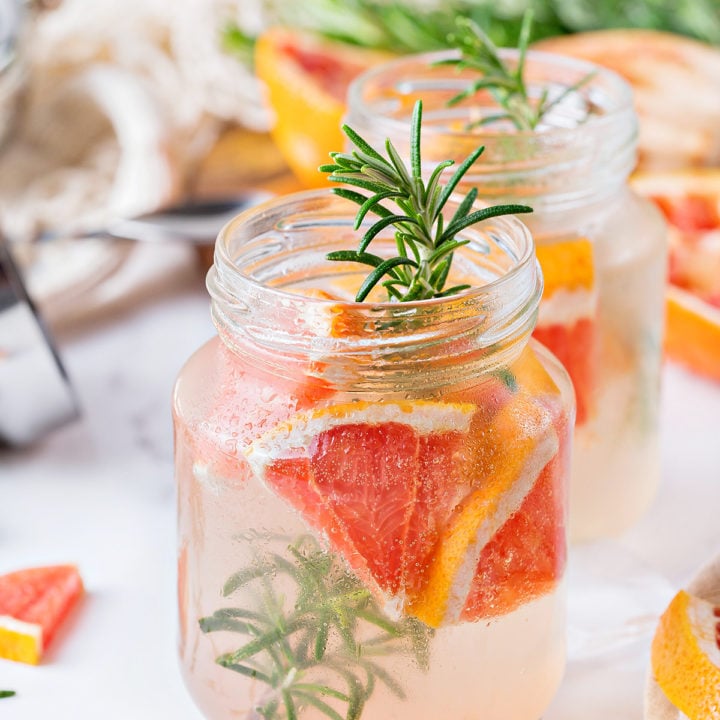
346 50 667 542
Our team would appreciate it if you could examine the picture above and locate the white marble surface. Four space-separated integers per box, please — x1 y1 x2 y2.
1 251 719 720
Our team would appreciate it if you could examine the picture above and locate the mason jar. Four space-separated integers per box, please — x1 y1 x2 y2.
173 190 575 720
346 51 667 542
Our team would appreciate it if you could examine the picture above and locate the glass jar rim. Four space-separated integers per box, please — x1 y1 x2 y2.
208 189 542 389
346 49 637 208
347 47 635 142
213 189 538 312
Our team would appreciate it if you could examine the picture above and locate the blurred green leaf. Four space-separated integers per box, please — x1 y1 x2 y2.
222 23 256 67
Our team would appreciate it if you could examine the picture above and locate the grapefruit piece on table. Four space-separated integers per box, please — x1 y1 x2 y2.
632 170 720 380
0 565 83 664
665 286 720 382
650 590 720 720
255 28 392 188
533 238 597 424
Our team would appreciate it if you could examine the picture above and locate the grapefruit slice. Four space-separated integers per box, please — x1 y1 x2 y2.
461 450 566 621
247 388 566 628
0 565 83 664
632 170 720 380
632 170 720 304
245 400 476 615
255 28 392 188
650 590 720 720
533 238 597 425
665 286 720 382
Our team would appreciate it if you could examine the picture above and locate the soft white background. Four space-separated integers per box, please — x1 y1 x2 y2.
1 245 719 719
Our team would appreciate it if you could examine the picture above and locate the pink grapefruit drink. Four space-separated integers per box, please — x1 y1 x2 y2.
174 191 574 720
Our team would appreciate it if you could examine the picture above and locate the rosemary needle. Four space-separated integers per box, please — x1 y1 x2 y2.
438 10 596 131
201 536 432 720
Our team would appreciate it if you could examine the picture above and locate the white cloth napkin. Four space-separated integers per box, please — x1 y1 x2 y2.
0 0 268 242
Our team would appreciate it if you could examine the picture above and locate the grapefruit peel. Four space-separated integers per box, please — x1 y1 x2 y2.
651 590 720 720
245 401 476 474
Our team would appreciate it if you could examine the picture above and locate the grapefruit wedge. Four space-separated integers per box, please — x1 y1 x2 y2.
407 397 560 626
246 388 565 628
0 565 83 664
246 400 476 615
255 28 392 188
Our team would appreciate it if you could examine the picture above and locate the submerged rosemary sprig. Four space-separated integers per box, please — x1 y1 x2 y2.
201 535 432 720
438 10 595 131
320 100 531 302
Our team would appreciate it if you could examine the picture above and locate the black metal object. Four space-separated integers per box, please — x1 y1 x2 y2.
0 235 79 445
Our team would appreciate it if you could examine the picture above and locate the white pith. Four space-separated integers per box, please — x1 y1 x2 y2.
0 615 42 646
245 401 476 479
538 286 597 327
687 594 720 670
668 284 720 323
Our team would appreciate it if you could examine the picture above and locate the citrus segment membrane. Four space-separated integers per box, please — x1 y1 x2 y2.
534 238 597 424
0 565 83 664
651 590 720 720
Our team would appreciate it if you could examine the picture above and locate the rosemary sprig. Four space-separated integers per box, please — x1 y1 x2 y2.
201 535 432 720
438 11 595 131
320 100 531 302
260 0 720 51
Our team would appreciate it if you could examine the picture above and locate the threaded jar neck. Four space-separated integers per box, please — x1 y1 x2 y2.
346 49 637 212
207 190 542 391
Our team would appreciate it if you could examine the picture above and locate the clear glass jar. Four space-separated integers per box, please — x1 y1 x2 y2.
346 50 667 542
174 190 575 720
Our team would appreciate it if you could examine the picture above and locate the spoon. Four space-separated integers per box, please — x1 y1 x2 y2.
38 191 272 246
